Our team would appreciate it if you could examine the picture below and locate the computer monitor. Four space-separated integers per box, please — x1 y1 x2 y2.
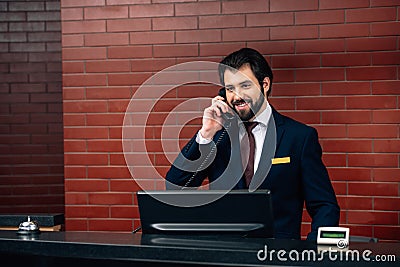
137 190 274 238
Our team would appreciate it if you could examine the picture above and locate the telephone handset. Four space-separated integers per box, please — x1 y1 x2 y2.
218 87 227 99
218 87 235 121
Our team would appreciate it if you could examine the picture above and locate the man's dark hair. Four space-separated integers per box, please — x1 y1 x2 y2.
218 48 274 96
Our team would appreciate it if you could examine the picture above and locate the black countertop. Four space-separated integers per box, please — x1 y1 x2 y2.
0 230 398 266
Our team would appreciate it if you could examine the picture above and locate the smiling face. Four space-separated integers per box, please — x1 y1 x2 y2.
224 64 270 121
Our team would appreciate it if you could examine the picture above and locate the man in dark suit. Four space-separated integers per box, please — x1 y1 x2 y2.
165 48 340 240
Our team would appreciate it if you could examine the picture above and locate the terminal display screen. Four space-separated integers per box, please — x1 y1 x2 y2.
320 231 346 239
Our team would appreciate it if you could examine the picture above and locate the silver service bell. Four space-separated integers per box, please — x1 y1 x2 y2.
17 216 40 235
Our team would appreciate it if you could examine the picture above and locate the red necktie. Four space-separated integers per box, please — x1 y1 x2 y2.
241 121 258 187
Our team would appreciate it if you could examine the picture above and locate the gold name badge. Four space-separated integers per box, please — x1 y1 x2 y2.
271 157 291 165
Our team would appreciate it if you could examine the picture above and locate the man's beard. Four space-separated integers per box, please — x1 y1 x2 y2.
230 92 265 121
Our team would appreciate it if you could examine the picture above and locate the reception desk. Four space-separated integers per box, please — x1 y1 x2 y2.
0 230 398 266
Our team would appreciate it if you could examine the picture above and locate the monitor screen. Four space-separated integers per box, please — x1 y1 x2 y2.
137 190 274 238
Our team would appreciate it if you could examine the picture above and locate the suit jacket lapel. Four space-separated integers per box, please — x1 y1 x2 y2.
272 107 285 151
249 106 285 191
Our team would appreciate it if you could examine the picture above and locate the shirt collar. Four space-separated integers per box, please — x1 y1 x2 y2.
252 101 272 127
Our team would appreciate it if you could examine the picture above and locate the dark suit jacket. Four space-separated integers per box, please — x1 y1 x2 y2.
165 107 340 240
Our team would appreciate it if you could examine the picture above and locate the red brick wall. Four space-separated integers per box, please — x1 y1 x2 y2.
0 1 64 214
61 0 399 240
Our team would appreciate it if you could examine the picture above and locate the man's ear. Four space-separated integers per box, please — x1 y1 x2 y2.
262 77 270 96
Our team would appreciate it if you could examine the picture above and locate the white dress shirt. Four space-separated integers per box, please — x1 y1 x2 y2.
196 102 272 174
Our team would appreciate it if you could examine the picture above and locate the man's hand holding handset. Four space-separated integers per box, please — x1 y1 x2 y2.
199 89 234 141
